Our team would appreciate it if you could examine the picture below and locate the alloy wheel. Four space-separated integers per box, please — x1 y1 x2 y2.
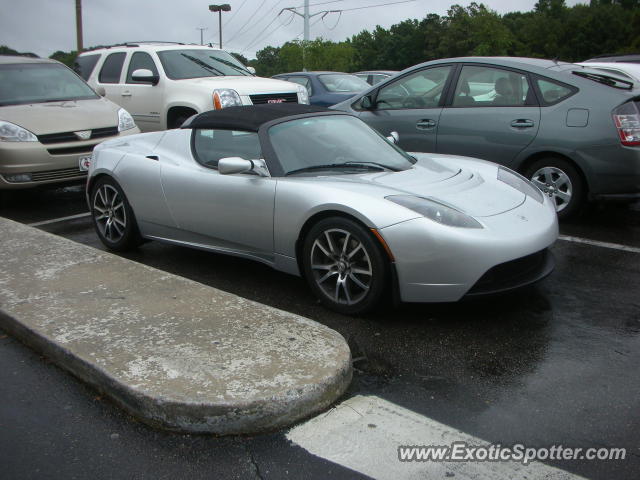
310 228 373 305
530 166 573 212
93 184 127 243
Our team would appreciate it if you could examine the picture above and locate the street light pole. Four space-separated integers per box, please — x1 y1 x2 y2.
208 4 231 49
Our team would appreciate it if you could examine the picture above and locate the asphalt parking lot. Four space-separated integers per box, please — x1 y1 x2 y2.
1 185 639 480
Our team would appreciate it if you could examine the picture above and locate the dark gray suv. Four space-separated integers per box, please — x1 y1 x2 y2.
333 57 640 218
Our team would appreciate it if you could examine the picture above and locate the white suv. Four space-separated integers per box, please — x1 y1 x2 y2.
76 42 309 131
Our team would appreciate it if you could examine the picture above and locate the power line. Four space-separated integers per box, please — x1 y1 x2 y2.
225 0 268 44
223 0 249 27
291 0 343 8
330 0 417 13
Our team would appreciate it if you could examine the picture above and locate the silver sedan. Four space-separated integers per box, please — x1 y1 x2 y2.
86 104 558 314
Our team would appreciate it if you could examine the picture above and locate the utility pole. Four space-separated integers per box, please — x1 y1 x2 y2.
282 0 330 70
209 4 231 49
75 0 83 52
196 27 208 45
304 0 309 42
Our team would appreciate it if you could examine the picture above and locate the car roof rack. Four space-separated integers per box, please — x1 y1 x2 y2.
80 41 206 54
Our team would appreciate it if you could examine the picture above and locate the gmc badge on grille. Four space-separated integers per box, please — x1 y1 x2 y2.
267 99 285 104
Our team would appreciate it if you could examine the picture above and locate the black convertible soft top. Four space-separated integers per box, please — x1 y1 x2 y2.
182 104 333 132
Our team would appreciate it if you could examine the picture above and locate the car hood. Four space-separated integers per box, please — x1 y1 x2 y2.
0 97 120 135
177 76 299 95
289 153 526 217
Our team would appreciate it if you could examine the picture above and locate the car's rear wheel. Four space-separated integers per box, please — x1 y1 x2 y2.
302 217 388 315
91 177 142 251
524 158 585 220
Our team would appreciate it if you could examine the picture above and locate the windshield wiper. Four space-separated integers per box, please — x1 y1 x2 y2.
181 54 224 76
285 162 396 176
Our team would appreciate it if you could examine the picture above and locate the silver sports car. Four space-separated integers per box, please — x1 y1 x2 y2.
87 104 558 314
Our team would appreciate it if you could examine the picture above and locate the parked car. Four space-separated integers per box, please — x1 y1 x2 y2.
354 70 398 85
75 42 309 131
86 104 557 315
333 57 640 218
271 71 370 106
0 55 139 190
576 62 640 83
583 53 640 64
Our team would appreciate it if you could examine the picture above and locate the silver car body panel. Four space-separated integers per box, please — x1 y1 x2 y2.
88 125 558 303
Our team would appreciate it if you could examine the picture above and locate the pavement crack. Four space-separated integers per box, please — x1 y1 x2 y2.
242 442 264 480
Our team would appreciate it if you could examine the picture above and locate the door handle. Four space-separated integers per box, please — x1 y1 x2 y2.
121 91 132 97
510 119 534 128
416 119 436 130
145 155 159 161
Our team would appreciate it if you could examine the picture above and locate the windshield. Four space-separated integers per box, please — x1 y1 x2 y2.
0 63 98 106
319 74 370 92
268 115 415 176
157 49 252 79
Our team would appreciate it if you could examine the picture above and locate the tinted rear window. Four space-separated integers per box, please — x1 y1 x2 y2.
99 52 126 84
74 54 100 80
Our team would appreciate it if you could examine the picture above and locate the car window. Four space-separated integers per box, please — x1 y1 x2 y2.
370 74 387 85
452 65 530 107
74 54 100 80
535 77 575 105
157 49 252 79
318 74 369 93
0 63 98 106
193 129 261 169
376 66 452 110
268 115 415 175
98 52 126 84
287 76 313 95
126 52 159 84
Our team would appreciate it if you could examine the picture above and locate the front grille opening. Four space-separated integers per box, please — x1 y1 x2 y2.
249 93 299 105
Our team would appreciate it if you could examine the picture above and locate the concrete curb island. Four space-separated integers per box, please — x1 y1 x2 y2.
0 217 352 434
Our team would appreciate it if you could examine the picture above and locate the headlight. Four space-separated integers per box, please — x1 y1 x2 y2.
497 166 543 203
213 89 242 109
386 195 483 229
0 121 37 142
117 108 136 132
297 86 310 105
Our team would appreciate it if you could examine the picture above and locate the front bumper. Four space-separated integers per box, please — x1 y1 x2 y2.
380 196 559 303
0 128 139 190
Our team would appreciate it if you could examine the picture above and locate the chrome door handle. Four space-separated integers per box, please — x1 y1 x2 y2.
510 119 534 128
416 119 436 130
121 91 132 97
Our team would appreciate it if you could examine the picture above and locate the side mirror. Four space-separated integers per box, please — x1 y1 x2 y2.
361 94 375 110
218 157 253 175
95 86 106 97
246 66 256 75
131 68 159 85
386 131 399 144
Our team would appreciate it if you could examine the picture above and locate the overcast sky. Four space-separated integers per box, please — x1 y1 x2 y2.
1 0 584 59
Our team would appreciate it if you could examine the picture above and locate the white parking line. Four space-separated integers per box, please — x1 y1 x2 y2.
558 235 640 254
27 212 91 227
287 395 585 480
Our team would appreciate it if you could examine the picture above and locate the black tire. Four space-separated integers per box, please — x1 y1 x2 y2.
90 177 143 251
523 157 585 220
302 217 389 315
169 114 191 129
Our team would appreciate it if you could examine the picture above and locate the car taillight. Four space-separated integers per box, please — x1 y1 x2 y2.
613 101 640 146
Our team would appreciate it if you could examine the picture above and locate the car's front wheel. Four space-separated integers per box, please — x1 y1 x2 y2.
524 157 585 220
302 217 388 315
91 177 142 251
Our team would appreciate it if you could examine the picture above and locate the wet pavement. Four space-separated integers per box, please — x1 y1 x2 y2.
1 185 639 479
